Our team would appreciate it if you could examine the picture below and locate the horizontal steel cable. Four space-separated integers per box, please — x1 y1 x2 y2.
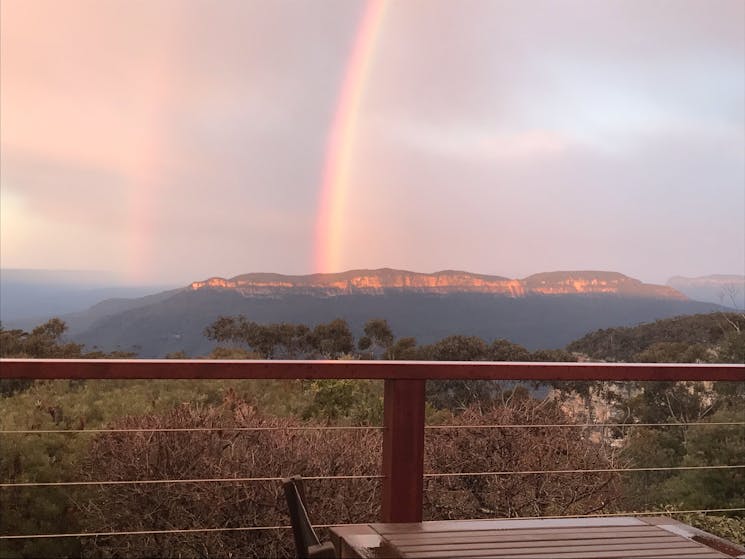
0 474 384 488
0 525 292 540
425 421 745 429
2 421 742 435
2 508 743 540
424 464 745 478
0 426 383 434
446 508 745 521
2 465 742 488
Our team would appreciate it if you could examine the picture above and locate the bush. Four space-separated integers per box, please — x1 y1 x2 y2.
679 513 745 546
78 397 623 557
79 402 381 558
424 398 623 519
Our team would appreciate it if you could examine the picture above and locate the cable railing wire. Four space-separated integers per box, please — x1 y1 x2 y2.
2 421 742 435
2 508 743 540
422 508 745 522
424 421 745 429
0 474 384 488
424 464 745 478
0 425 384 434
0 525 293 540
2 465 742 488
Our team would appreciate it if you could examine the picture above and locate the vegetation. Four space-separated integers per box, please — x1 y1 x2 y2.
0 376 306 558
78 402 381 558
0 320 134 396
205 317 358 359
204 316 578 364
567 312 745 363
76 396 619 558
1 312 743 557
59 279 728 356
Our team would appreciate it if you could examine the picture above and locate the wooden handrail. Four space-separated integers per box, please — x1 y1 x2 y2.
1 359 743 522
1 359 743 380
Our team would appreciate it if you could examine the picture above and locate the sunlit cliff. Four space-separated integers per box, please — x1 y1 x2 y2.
190 269 687 300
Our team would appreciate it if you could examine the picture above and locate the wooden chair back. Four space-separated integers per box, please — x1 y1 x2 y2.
282 476 336 559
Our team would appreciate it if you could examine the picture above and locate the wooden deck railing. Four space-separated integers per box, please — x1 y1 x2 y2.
2 359 743 523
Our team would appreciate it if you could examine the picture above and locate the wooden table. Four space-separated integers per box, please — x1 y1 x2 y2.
330 517 745 558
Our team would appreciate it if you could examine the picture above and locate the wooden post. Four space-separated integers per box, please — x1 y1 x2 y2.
381 379 425 523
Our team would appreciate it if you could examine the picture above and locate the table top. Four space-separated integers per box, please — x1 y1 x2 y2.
330 517 745 559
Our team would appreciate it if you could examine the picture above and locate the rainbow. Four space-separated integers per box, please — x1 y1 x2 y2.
123 54 175 283
313 0 387 273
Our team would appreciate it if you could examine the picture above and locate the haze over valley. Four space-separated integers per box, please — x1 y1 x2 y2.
2 267 733 358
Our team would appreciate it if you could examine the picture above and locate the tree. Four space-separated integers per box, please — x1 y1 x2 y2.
205 317 352 359
309 319 354 359
359 319 394 356
427 335 488 361
488 339 531 361
634 342 708 363
662 408 745 510
0 318 82 360
530 349 576 362
596 378 744 513
386 337 419 360
205 316 275 357
566 312 745 363
1 319 134 396
274 323 312 358
719 330 745 363
424 336 493 409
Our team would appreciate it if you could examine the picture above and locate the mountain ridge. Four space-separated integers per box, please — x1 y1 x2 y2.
189 268 687 300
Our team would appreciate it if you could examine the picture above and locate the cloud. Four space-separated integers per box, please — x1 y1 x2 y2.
377 117 570 160
1 0 743 282
1 150 129 227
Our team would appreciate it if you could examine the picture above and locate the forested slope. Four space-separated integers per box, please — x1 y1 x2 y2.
567 312 745 363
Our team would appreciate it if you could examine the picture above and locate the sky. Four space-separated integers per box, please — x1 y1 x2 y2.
1 0 743 286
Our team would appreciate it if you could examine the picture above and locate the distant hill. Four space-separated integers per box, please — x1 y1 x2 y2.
52 288 186 336
0 268 173 324
667 275 745 309
60 269 725 357
567 312 745 362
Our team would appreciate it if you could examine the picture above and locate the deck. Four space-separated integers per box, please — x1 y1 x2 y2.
331 517 745 558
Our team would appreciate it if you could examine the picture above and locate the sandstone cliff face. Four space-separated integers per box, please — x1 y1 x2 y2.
189 269 687 300
522 271 685 299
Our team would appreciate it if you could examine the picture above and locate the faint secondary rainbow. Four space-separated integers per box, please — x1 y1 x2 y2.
123 44 180 283
313 0 387 273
